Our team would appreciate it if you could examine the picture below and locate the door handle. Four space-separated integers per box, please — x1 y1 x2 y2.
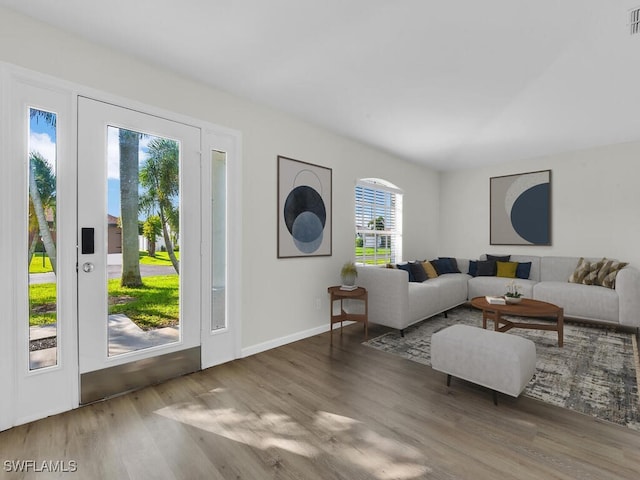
81 227 95 254
82 262 95 273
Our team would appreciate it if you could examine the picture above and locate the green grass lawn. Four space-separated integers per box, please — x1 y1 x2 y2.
138 251 180 266
28 282 57 325
29 254 54 274
108 275 179 329
29 274 179 329
355 246 392 265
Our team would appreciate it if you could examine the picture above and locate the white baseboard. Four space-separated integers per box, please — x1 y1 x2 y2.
241 321 355 358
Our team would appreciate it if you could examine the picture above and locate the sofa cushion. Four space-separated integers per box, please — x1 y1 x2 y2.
396 263 414 281
468 276 536 299
542 256 591 282
602 261 628 289
582 258 606 286
468 260 478 277
407 274 469 324
486 254 511 262
409 262 428 282
476 260 496 276
509 255 541 282
516 262 532 280
431 258 457 275
421 261 438 279
496 261 518 278
425 273 471 312
533 281 619 323
456 258 470 276
438 257 461 273
568 257 591 284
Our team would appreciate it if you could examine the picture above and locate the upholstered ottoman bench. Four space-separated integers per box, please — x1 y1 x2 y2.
431 324 536 405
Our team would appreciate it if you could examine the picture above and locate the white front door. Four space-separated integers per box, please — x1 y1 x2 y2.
77 97 202 402
3 66 240 429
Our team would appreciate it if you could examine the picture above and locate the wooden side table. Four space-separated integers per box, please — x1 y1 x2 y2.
327 286 368 344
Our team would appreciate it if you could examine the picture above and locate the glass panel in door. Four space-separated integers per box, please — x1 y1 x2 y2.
106 126 181 356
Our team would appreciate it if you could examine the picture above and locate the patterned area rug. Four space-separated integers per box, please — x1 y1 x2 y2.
364 306 640 431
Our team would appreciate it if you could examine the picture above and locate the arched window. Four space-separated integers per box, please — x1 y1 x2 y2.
355 178 403 265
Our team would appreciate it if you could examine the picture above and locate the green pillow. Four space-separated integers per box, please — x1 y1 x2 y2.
496 261 518 278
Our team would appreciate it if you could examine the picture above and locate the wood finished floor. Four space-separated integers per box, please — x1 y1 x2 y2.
2 321 640 480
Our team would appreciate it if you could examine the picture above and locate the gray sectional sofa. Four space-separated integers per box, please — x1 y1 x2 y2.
355 255 640 334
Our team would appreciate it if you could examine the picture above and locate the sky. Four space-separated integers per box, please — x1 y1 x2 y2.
29 112 56 173
29 110 157 218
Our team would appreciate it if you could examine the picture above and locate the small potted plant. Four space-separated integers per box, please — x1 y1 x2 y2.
505 280 523 304
341 261 358 287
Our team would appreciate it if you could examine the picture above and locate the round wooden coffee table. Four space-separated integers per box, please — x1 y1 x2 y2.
470 296 564 347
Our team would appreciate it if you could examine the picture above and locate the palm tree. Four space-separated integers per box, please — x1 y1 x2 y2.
29 152 57 272
142 215 162 257
30 110 56 128
119 129 143 287
139 138 180 274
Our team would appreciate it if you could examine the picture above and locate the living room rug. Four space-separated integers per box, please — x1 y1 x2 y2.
363 306 640 431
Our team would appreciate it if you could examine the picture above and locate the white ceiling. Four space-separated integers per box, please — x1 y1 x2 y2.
2 0 640 171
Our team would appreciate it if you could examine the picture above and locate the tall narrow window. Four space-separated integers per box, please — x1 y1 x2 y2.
355 178 403 265
28 108 58 370
211 150 227 331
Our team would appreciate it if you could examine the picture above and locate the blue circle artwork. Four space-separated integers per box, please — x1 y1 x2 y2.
510 183 550 244
284 185 326 253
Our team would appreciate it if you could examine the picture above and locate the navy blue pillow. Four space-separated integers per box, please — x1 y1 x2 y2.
468 260 478 277
430 259 448 275
516 262 532 279
438 257 461 273
408 262 428 282
486 254 511 262
396 263 415 282
476 260 496 276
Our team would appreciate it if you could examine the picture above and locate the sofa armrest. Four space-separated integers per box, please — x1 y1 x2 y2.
355 266 409 329
616 266 640 328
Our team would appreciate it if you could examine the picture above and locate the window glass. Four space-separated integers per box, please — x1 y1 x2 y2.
355 179 403 265
211 150 227 331
28 108 58 370
106 126 181 356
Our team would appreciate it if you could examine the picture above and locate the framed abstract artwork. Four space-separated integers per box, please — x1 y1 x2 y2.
277 156 332 258
490 170 551 245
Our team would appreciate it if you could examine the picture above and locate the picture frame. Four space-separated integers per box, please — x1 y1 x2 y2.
277 155 332 258
490 169 551 245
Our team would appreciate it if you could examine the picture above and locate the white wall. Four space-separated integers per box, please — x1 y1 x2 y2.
0 7 439 352
439 142 640 268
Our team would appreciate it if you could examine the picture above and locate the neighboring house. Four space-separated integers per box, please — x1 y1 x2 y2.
138 233 166 253
30 212 121 254
107 214 122 254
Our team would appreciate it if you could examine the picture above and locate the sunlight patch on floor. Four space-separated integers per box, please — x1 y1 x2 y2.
154 394 431 479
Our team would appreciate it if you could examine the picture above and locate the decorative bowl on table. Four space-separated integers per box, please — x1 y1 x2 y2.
505 296 522 304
